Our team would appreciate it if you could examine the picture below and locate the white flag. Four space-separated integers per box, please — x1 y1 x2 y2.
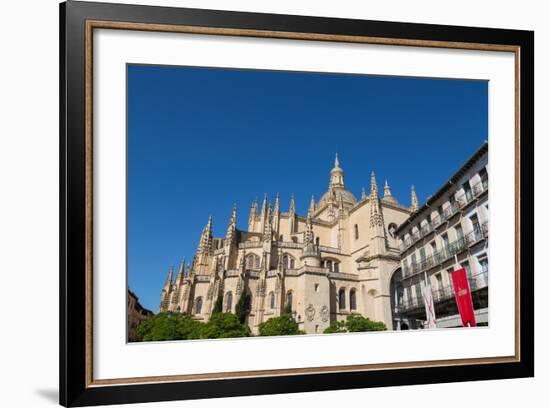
422 283 437 329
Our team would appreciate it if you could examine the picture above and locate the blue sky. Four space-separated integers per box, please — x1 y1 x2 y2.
127 64 487 311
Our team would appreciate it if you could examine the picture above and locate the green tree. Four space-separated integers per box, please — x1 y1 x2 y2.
175 315 204 339
258 313 304 336
137 312 189 341
235 290 250 324
345 315 386 332
323 314 386 334
322 320 347 334
211 294 223 315
283 301 292 315
201 313 251 339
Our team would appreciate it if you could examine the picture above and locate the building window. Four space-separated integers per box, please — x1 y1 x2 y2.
333 262 339 273
194 297 203 314
314 284 319 292
463 181 473 200
461 261 471 278
471 214 481 237
315 237 320 246
338 288 346 310
225 292 233 312
442 233 450 254
326 260 333 272
350 289 357 310
480 168 488 187
283 254 296 269
438 205 445 220
430 241 438 256
414 282 422 300
246 254 260 269
455 225 464 241
286 291 293 312
279 234 283 241
354 224 359 240
269 291 275 309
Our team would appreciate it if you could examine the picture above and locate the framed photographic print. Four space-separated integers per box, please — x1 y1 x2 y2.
59 1 534 406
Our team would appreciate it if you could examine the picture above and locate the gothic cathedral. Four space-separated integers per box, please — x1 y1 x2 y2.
160 155 417 334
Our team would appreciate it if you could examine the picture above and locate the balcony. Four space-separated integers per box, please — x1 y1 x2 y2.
464 224 487 247
401 225 487 280
472 179 489 197
469 271 488 291
398 272 487 313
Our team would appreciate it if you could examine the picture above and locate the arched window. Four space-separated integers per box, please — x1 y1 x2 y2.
194 297 203 314
326 260 333 272
246 254 260 269
350 289 357 310
354 224 359 240
338 288 346 310
269 291 275 309
333 262 339 273
286 291 293 312
225 292 233 312
315 237 320 246
283 254 296 269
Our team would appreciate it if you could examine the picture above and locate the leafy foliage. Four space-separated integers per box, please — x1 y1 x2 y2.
211 294 223 315
235 290 250 324
201 313 251 339
283 301 292 315
137 311 250 341
137 312 196 341
258 313 305 336
323 314 387 334
322 320 348 334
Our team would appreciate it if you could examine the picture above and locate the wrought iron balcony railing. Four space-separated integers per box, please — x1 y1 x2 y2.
397 271 488 313
401 223 487 280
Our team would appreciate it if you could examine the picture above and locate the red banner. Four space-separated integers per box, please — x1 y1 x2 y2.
450 267 476 327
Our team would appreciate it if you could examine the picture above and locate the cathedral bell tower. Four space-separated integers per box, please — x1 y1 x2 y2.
329 153 345 189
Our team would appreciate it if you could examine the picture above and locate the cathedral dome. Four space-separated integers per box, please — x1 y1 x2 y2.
319 188 357 207
318 154 357 208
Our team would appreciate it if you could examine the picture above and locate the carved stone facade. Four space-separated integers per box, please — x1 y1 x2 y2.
159 155 415 334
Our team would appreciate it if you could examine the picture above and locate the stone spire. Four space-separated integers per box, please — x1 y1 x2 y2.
382 180 398 205
164 266 174 287
197 215 213 255
225 205 237 243
260 193 268 222
384 180 392 198
411 185 419 211
301 209 321 265
329 153 345 189
274 193 280 214
272 193 281 235
361 187 367 200
263 205 273 242
339 194 346 219
289 193 295 216
304 211 314 245
308 195 316 217
370 170 378 199
248 197 258 230
175 258 185 284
